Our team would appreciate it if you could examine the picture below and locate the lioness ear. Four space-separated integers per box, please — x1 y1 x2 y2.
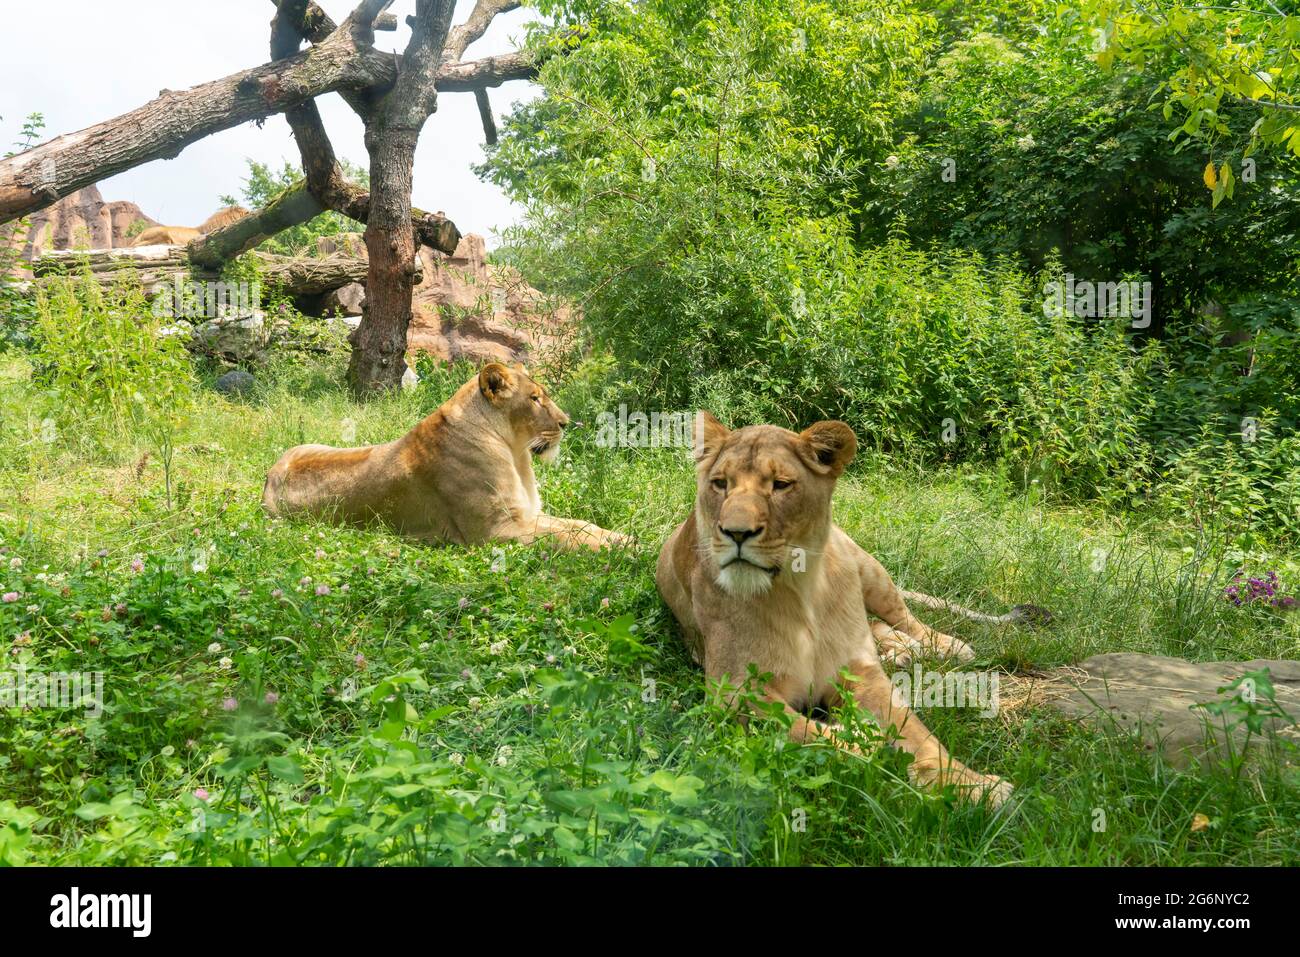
692 411 730 464
798 421 857 476
479 362 515 403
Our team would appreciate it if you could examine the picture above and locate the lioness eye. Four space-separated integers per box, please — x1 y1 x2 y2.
711 478 727 491
531 394 542 403
773 479 793 491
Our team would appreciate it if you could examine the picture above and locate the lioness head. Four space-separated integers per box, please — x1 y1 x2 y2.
692 411 857 598
479 362 569 462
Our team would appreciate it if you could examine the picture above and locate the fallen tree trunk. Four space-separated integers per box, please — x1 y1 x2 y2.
31 246 402 299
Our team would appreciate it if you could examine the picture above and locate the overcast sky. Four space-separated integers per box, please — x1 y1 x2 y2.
0 0 539 245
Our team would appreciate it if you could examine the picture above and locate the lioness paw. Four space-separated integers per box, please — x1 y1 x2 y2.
924 629 976 663
944 636 977 663
880 646 913 667
601 530 634 550
970 774 1014 809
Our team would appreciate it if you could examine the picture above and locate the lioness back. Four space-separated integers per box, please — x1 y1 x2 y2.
262 443 392 524
131 226 201 247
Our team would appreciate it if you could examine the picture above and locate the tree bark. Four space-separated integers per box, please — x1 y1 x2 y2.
347 126 424 395
187 183 326 270
475 89 499 145
347 0 460 396
33 246 389 298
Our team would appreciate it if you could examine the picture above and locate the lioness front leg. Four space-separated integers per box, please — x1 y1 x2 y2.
837 659 1012 806
718 673 863 755
858 553 974 662
500 513 631 552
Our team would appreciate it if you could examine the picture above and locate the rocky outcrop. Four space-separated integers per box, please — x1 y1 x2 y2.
412 233 573 365
2 185 156 276
308 231 573 365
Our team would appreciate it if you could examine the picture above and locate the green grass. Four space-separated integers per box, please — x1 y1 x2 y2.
1 351 1298 865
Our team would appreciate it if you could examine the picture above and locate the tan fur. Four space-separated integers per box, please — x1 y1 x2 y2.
262 363 630 552
655 412 1012 806
197 206 249 233
131 226 200 247
130 206 249 247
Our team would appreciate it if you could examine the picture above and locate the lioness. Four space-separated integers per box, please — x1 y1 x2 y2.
656 413 1013 806
131 206 249 247
263 363 629 552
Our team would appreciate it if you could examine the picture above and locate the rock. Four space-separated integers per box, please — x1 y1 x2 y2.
2 185 157 278
191 311 271 364
407 233 574 365
1039 653 1300 769
214 370 256 397
320 281 366 317
401 366 419 391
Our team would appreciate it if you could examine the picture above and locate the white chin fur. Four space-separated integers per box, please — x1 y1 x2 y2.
537 442 560 463
716 561 774 598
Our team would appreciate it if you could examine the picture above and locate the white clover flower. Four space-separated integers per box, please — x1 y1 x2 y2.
207 642 222 654
218 656 233 670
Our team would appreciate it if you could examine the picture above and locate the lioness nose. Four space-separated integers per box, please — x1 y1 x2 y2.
720 523 763 545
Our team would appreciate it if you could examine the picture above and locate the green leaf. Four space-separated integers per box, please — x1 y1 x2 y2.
267 755 305 785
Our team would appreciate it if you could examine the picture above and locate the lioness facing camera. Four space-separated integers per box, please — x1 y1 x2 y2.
656 412 1014 806
263 363 629 552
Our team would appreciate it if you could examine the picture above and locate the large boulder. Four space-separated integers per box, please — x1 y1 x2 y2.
1037 653 1300 769
322 281 366 317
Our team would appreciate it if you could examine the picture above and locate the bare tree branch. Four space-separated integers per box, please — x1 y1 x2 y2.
185 0 462 270
279 3 462 252
475 88 499 145
269 0 539 93
445 0 521 62
187 182 326 270
0 0 403 224
436 50 538 90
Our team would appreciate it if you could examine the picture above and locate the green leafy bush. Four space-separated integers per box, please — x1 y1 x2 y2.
32 264 195 461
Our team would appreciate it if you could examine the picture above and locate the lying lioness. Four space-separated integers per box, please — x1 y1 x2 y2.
263 363 629 552
131 206 249 247
656 412 1014 806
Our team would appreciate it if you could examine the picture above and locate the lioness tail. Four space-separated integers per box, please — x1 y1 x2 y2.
902 590 1053 626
